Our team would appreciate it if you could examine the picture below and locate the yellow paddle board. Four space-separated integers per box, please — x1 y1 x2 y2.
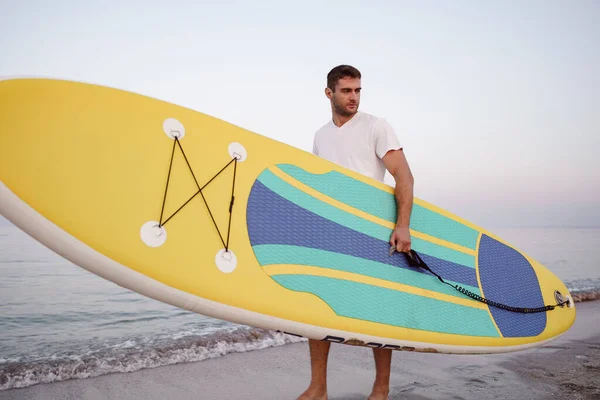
0 78 576 354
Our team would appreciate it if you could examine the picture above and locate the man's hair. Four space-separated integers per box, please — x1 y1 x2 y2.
327 65 361 91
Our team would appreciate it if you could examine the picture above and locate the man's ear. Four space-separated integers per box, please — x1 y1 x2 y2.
325 87 333 100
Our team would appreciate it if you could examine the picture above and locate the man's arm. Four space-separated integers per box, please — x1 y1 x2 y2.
382 149 414 253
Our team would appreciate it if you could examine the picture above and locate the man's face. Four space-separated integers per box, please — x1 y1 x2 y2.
328 77 361 117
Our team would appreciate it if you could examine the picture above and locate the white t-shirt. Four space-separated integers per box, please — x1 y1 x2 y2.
312 111 402 183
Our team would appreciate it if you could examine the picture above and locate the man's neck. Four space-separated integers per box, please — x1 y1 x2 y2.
332 111 358 127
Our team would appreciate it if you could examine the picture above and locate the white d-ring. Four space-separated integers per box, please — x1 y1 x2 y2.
228 142 247 162
215 249 237 273
140 221 167 247
163 118 185 140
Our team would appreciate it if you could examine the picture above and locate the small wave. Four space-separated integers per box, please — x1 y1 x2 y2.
94 315 168 327
571 288 600 303
0 328 305 391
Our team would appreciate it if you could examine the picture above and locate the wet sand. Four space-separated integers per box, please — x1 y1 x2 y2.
1 301 599 400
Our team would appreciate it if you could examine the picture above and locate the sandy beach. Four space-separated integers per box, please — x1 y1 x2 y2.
1 300 598 400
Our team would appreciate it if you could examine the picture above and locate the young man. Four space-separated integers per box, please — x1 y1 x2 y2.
298 65 414 400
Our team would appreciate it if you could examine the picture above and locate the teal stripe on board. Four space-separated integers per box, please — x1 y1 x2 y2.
411 237 474 269
272 274 499 337
257 169 475 269
254 244 481 299
276 164 480 250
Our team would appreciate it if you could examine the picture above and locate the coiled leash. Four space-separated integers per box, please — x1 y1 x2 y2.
389 246 570 313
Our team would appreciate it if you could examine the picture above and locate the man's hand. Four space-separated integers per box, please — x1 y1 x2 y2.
390 226 411 253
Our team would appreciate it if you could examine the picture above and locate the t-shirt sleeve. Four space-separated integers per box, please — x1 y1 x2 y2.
373 118 402 159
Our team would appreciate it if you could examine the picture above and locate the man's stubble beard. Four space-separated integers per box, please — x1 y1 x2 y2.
333 97 358 117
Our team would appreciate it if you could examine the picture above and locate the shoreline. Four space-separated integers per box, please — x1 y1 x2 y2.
1 301 598 400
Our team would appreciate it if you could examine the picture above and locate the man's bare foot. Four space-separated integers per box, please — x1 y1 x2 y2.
367 387 389 400
296 386 327 400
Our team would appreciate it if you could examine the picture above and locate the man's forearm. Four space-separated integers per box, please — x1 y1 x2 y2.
394 178 413 228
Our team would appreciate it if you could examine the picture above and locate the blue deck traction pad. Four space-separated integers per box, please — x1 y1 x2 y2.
246 178 499 337
246 165 547 338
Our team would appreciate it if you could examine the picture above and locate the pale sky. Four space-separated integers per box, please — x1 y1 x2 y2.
1 1 598 228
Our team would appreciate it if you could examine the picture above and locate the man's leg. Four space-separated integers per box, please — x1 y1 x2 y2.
297 339 331 400
368 348 392 400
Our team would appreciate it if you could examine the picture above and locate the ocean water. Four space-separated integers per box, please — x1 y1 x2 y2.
0 221 599 390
